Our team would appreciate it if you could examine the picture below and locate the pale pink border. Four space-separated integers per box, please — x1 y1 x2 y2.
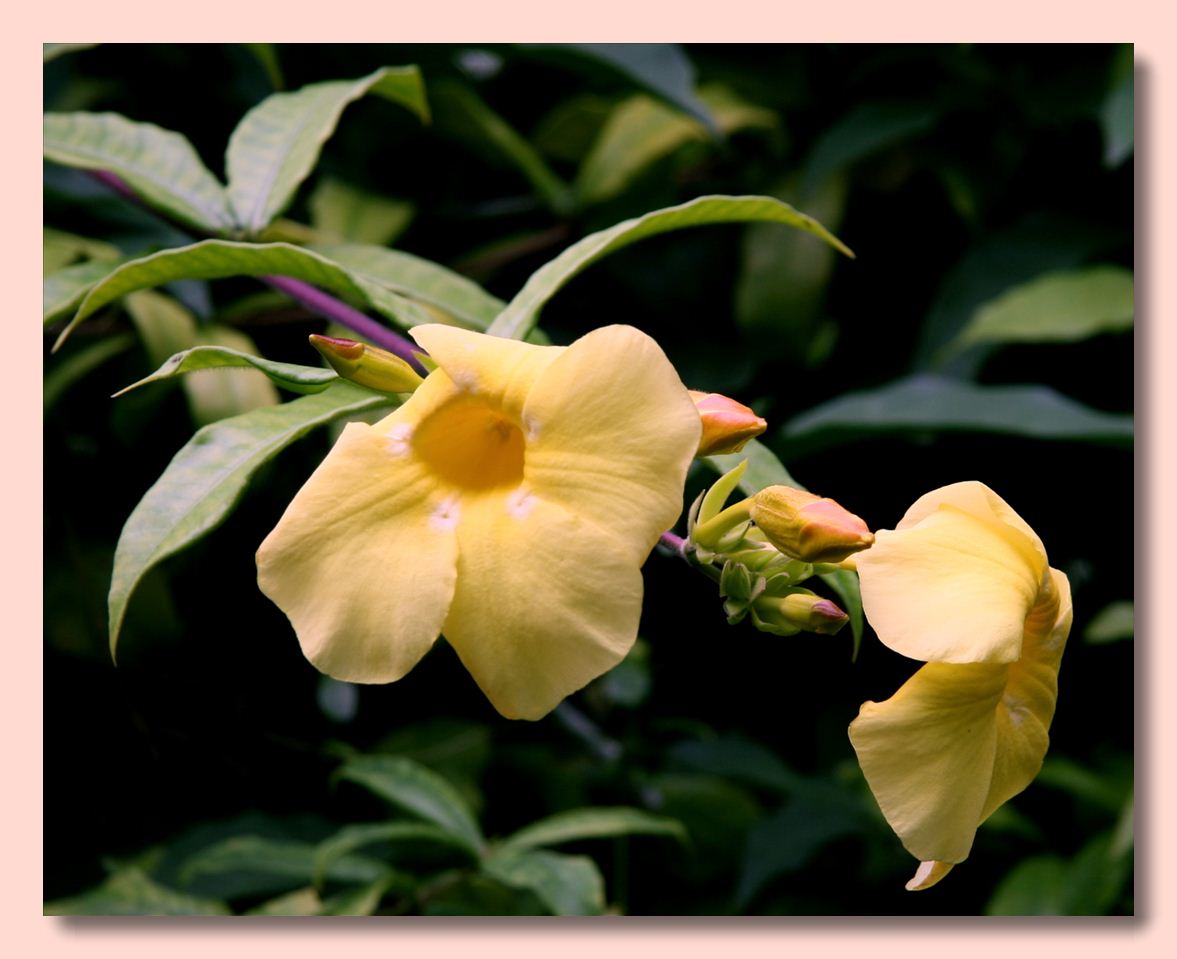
16 8 1171 956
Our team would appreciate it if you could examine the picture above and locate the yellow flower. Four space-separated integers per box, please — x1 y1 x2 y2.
257 323 701 720
848 482 1073 890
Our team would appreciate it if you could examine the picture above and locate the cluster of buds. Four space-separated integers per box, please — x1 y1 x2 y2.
688 451 875 641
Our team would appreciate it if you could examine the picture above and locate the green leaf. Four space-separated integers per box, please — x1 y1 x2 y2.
784 374 1134 453
308 177 414 246
54 239 434 349
321 878 397 916
487 195 852 341
179 836 388 899
518 43 716 133
45 867 230 916
43 332 137 412
44 258 124 325
986 830 1132 915
311 242 505 330
431 80 572 215
43 226 120 273
482 848 604 916
109 381 392 656
501 807 686 853
246 887 322 916
313 821 469 887
574 95 708 205
44 112 236 234
949 266 1134 355
226 66 429 235
1036 757 1131 814
802 100 938 193
118 344 337 398
243 42 284 91
44 42 99 62
1084 600 1134 644
335 756 485 855
702 438 864 655
985 855 1069 915
668 736 802 793
1100 45 1133 167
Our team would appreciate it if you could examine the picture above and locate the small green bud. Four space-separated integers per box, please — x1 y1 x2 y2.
310 334 424 394
749 588 849 637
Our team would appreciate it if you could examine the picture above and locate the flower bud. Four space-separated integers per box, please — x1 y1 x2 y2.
310 335 424 394
749 486 874 564
689 390 768 457
750 588 849 636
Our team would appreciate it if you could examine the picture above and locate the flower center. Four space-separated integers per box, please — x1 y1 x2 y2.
413 395 525 491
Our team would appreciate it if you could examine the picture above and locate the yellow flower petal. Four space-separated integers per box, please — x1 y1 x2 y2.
410 323 563 422
522 325 702 565
849 567 1071 865
896 481 1046 562
256 418 458 684
857 503 1044 664
440 492 643 721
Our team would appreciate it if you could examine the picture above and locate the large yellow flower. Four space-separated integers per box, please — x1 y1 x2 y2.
848 482 1073 890
257 323 701 720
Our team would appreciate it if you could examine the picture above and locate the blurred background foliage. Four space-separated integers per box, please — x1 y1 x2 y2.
44 43 1133 916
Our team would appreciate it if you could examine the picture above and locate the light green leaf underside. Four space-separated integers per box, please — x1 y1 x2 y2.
487 195 853 342
950 266 1134 354
431 80 572 216
44 112 235 234
335 756 485 855
44 867 230 916
54 240 435 350
482 848 604 916
44 257 126 324
703 438 864 656
308 177 414 246
226 66 428 235
178 835 389 892
1084 600 1134 644
311 242 506 329
501 807 686 853
117 344 337 398
314 821 466 888
43 226 120 273
109 382 393 656
783 374 1134 450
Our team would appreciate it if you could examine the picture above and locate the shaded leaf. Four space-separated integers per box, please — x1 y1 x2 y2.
502 807 685 853
1036 757 1131 814
308 177 414 246
43 226 119 273
44 258 124 325
431 80 572 215
321 878 397 916
313 821 468 887
336 755 485 855
949 266 1133 354
117 344 337 398
243 42 284 91
1100 45 1134 167
803 101 938 193
109 382 393 655
246 886 322 916
226 66 428 235
43 332 136 412
44 112 235 233
45 867 230 916
987 830 1132 915
55 239 434 349
669 736 801 793
487 195 852 341
44 43 99 62
1084 600 1134 644
482 848 604 916
783 374 1134 452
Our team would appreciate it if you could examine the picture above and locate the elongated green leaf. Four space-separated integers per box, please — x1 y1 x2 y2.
1100 45 1133 167
313 821 468 887
949 266 1134 354
312 242 505 329
247 887 322 916
226 66 428 235
44 112 235 234
179 836 389 898
518 43 715 133
109 382 392 655
1084 600 1134 644
55 240 433 349
702 438 864 655
502 807 685 853
118 344 337 397
44 42 99 62
321 877 398 916
43 227 119 273
44 867 230 916
309 177 414 246
44 257 123 325
44 332 136 412
431 80 572 215
487 195 852 341
482 848 604 916
335 756 485 855
783 374 1134 452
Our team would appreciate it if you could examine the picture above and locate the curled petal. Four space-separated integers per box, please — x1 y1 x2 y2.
441 492 643 721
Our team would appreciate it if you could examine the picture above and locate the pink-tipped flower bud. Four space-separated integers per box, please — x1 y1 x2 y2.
310 334 423 394
751 588 849 636
689 390 768 457
749 485 874 564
